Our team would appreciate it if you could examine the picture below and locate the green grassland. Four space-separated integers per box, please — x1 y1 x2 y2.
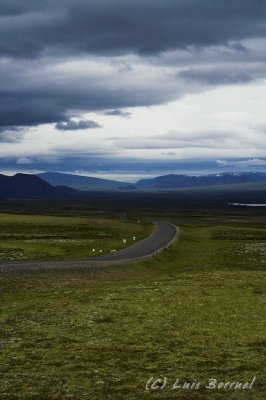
0 207 265 400
0 213 152 260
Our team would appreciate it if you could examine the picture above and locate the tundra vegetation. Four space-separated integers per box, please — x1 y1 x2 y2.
0 202 265 400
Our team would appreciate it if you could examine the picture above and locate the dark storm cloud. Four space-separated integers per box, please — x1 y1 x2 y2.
0 74 176 128
1 0 266 58
0 96 67 128
104 110 131 117
0 56 180 128
55 119 101 131
1 0 266 132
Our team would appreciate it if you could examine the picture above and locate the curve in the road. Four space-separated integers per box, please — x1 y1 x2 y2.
84 221 177 262
0 221 178 272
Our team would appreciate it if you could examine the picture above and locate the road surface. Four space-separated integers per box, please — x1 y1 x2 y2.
0 222 178 272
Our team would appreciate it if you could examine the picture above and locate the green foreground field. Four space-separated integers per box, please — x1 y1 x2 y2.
0 209 265 399
0 213 152 260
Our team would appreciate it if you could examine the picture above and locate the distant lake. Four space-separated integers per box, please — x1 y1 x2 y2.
229 203 266 207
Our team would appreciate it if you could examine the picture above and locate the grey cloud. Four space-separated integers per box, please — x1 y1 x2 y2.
0 126 20 133
179 67 254 85
114 130 245 150
16 157 32 165
104 110 131 117
0 127 25 143
163 130 240 141
110 59 133 73
55 119 101 131
1 1 266 58
250 123 266 133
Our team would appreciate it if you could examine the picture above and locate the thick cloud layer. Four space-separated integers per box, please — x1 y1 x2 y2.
0 56 182 128
1 0 266 130
1 0 266 58
1 1 266 175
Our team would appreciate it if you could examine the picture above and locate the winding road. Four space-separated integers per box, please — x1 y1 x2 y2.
0 221 178 272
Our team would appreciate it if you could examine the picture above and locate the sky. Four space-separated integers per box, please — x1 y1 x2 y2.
1 0 266 182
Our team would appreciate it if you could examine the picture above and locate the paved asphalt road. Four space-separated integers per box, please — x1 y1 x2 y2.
84 221 177 261
0 222 178 272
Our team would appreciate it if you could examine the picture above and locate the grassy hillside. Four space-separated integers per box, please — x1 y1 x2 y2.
0 209 265 399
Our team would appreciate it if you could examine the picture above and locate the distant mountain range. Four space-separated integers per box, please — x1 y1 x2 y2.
1 171 266 200
137 172 266 189
0 173 77 199
37 171 266 192
37 172 131 190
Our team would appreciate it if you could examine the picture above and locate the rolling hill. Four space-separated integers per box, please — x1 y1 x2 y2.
37 172 131 190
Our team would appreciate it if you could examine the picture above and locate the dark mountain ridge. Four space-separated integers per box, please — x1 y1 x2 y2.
0 173 77 199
